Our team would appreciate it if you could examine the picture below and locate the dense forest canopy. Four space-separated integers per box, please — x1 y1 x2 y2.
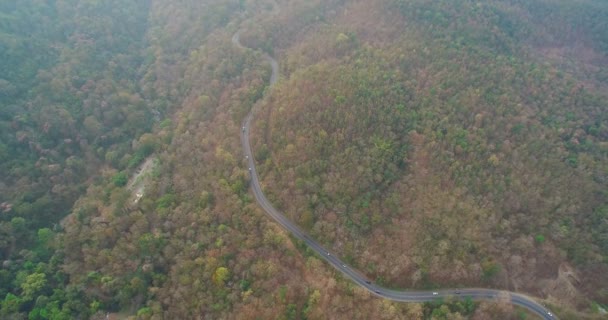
0 0 153 255
0 0 606 319
246 0 607 317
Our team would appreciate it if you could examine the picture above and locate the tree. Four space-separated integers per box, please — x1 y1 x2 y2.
83 116 103 138
1 293 21 314
112 172 128 187
534 234 545 244
212 267 229 287
21 272 46 301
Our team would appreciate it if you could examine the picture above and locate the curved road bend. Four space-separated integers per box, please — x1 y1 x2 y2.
233 23 558 320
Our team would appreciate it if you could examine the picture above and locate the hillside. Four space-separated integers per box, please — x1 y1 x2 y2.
249 0 608 316
0 0 606 319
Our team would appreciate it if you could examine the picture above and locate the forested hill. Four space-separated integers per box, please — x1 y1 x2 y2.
247 0 607 317
0 0 242 317
0 0 155 316
0 0 607 319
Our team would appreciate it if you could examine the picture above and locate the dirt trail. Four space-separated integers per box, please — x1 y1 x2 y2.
128 157 156 204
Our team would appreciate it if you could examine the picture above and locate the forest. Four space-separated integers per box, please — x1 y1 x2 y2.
0 0 606 319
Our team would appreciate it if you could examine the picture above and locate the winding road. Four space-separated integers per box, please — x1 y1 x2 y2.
233 9 558 320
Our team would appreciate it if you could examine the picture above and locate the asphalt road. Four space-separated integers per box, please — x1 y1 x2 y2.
233 20 558 320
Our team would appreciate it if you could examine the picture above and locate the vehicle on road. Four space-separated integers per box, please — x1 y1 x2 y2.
326 252 330 256
547 312 553 317
455 291 461 295
242 126 246 132
433 292 438 296
365 281 371 284
342 264 346 268
249 167 252 172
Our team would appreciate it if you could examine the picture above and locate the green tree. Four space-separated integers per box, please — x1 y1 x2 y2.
212 267 229 286
113 172 128 187
21 272 46 301
535 234 545 244
34 228 54 260
156 193 175 209
285 303 298 320
10 217 27 233
1 293 22 314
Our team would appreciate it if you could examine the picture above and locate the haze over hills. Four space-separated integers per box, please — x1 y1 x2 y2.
0 0 606 319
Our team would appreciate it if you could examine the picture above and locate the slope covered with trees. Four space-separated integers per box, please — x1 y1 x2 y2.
1 0 606 319
0 0 158 317
249 0 608 317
